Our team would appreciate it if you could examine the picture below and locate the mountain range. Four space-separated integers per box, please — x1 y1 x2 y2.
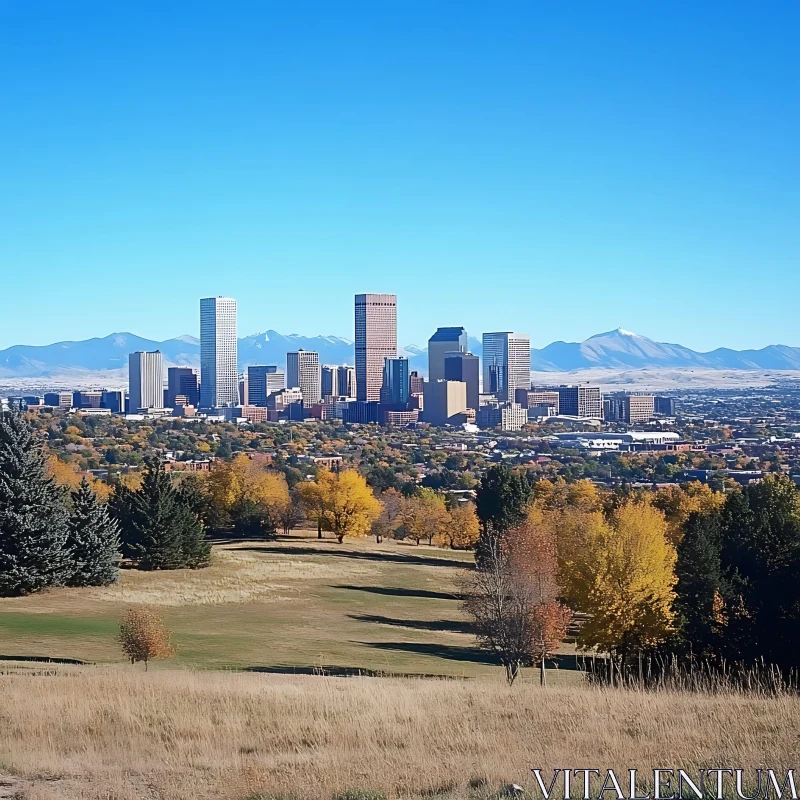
1 328 799 379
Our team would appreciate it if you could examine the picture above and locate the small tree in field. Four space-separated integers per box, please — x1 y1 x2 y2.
119 606 175 670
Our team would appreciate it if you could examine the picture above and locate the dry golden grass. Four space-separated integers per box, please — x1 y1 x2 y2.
0 664 795 800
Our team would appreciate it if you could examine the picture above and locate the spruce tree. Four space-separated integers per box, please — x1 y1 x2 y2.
65 478 120 587
112 459 210 570
474 465 531 567
0 410 70 596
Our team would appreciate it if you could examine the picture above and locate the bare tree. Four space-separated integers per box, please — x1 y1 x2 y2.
462 521 572 685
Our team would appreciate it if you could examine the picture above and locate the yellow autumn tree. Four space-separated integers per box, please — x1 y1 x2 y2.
401 488 450 546
204 454 290 532
47 455 111 502
570 498 677 665
315 469 381 542
437 502 481 549
652 481 725 544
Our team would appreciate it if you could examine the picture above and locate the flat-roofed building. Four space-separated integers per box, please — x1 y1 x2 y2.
287 350 321 406
557 385 603 419
247 365 284 406
423 380 468 427
129 351 164 412
444 351 479 412
482 332 530 401
355 293 397 401
428 327 468 381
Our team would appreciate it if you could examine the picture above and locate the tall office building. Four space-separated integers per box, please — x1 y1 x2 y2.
337 365 356 399
287 350 321 405
355 293 397 402
482 332 531 401
247 365 284 406
167 367 199 407
200 296 238 408
321 365 338 398
444 351 479 412
427 327 468 381
128 351 164 411
380 356 410 406
557 385 603 419
101 390 125 414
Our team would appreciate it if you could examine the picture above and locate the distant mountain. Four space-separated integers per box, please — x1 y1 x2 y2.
531 328 800 371
2 327 799 379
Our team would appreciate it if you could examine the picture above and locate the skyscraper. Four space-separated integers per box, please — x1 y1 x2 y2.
200 297 238 408
321 365 338 398
481 332 531 401
557 385 603 419
337 365 357 399
167 367 199 407
287 350 321 405
444 351 480 412
380 356 410 406
427 327 468 381
128 351 164 411
355 293 397 402
247 365 284 406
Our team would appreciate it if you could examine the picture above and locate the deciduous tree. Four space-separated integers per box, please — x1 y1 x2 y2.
118 606 175 670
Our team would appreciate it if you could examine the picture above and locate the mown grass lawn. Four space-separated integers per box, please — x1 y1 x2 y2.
1 531 563 679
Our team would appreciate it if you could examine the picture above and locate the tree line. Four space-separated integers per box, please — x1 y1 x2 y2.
465 464 800 684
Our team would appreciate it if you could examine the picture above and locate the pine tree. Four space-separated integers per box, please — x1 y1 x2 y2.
475 465 531 567
112 458 210 570
674 510 725 658
0 410 70 596
65 478 120 587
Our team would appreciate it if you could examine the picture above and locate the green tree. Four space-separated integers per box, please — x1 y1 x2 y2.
65 478 120 587
673 511 725 658
475 466 530 566
111 458 211 570
0 410 70 596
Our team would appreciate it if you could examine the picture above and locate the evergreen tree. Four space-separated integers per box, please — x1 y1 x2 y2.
674 511 725 658
112 458 210 570
65 478 120 587
475 465 531 566
0 410 70 596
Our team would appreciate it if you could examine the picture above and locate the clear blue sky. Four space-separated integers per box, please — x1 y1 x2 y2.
1 1 798 352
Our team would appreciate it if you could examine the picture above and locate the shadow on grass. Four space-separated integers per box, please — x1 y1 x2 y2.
333 585 461 601
243 664 469 679
360 640 498 665
236 544 472 569
348 613 472 634
0 654 89 665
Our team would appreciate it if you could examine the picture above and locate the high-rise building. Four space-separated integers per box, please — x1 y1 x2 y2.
557 385 603 419
44 392 73 408
606 393 655 424
380 356 410 406
72 391 103 409
355 293 397 402
515 389 560 413
167 367 199 407
101 390 125 414
409 371 424 396
481 332 531 401
423 380 468 426
128 351 164 411
247 365 284 406
476 401 527 431
654 396 677 416
337 365 357 399
427 327 468 382
444 351 479 412
200 296 238 408
321 365 338 398
287 350 321 405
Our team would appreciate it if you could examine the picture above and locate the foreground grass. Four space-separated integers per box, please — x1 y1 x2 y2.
0 664 794 800
0 532 512 677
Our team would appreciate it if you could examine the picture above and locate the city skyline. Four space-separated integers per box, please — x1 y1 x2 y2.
1 4 798 352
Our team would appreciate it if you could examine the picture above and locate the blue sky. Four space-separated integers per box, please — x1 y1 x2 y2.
1 1 798 351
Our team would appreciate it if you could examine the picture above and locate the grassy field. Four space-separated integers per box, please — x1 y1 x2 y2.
0 531 528 678
0 664 795 800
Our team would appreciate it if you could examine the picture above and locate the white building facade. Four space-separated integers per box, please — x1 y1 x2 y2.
200 296 238 408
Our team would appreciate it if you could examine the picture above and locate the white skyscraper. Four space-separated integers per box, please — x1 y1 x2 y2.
481 332 531 401
200 296 238 408
287 350 321 405
128 351 164 411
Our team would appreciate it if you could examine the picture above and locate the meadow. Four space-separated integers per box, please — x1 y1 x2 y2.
0 664 796 800
0 532 503 677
